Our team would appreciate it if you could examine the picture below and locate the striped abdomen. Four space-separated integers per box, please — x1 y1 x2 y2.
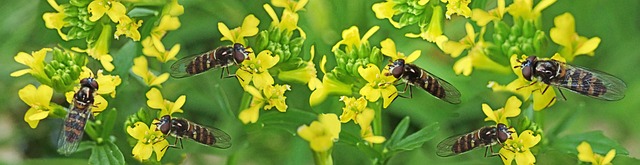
451 130 485 154
172 119 216 146
63 107 90 143
417 71 446 99
553 67 606 97
186 50 223 75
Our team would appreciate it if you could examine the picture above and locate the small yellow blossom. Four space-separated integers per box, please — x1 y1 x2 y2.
372 0 401 28
437 23 510 76
309 75 352 107
132 56 170 87
550 12 601 61
219 14 259 45
238 84 291 124
507 0 556 21
269 0 308 33
482 96 521 125
162 0 184 16
151 15 181 39
297 113 341 152
43 0 68 40
146 88 185 117
127 122 169 161
72 24 115 71
237 50 280 89
577 141 616 165
141 36 181 63
441 0 472 19
19 84 53 128
406 5 444 42
357 107 385 144
87 0 127 23
358 64 398 108
380 38 421 63
114 17 143 41
272 0 308 12
471 0 506 26
338 96 370 124
11 48 52 83
500 130 541 165
332 26 379 52
488 54 562 110
95 69 122 98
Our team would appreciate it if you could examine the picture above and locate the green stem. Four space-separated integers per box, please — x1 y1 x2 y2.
238 91 253 112
312 150 333 165
371 100 383 151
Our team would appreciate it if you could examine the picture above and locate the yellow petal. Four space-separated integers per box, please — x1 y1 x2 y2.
171 95 186 115
319 113 341 140
218 22 234 42
358 64 380 83
106 2 126 23
359 85 380 102
245 85 264 100
515 151 536 165
405 50 421 63
24 108 42 128
380 38 398 59
151 73 170 86
602 149 616 164
127 122 149 140
153 139 169 161
11 69 31 77
577 141 597 163
297 123 315 141
87 0 107 22
146 88 165 109
18 84 38 106
499 147 516 165
481 104 497 122
441 41 468 58
471 9 495 26
28 109 49 121
253 72 275 90
519 130 541 148
240 14 260 37
239 105 260 124
257 50 279 69
533 0 557 14
100 55 115 72
503 96 522 117
93 95 108 113
310 136 332 152
132 142 153 161
380 87 398 108
532 87 556 110
453 56 473 76
550 13 575 47
236 69 253 87
362 26 380 42
574 37 600 56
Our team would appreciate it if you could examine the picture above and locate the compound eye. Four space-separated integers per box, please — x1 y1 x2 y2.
522 65 533 81
390 66 403 78
89 79 99 90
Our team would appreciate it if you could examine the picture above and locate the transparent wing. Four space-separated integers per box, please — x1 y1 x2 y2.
57 105 91 155
206 126 232 149
551 64 627 101
170 53 207 78
436 133 466 157
423 70 462 104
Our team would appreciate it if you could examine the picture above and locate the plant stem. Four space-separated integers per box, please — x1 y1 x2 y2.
238 90 253 112
372 100 383 151
313 150 333 165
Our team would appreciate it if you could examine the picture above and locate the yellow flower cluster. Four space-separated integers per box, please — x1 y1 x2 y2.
142 0 184 63
239 84 291 124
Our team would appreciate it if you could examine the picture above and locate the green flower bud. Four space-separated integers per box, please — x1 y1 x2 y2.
522 21 535 38
270 28 282 43
495 21 511 37
257 31 269 50
280 32 291 45
507 47 521 57
49 103 69 119
501 42 511 55
369 47 382 64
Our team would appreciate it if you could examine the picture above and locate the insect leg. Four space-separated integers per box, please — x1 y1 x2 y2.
397 82 412 98
220 67 225 79
541 85 550 94
223 67 237 78
544 97 556 109
556 87 568 101
516 81 537 90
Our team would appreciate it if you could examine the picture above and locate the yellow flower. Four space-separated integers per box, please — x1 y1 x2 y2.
114 16 143 41
372 0 401 28
482 96 521 125
95 69 121 98
405 5 444 42
151 15 181 39
500 130 541 165
577 141 616 165
441 0 472 19
550 12 601 62
72 24 115 71
141 36 181 63
132 56 170 87
437 23 510 76
146 88 185 117
380 38 421 63
19 84 53 128
507 0 556 21
238 84 291 124
471 0 506 26
297 113 341 152
488 54 562 110
264 4 304 35
358 64 398 108
162 0 184 17
309 75 352 107
357 107 385 144
237 50 280 89
272 0 308 12
219 14 259 45
127 122 169 161
87 0 127 22
43 0 69 40
338 96 370 124
11 48 51 82
332 26 379 52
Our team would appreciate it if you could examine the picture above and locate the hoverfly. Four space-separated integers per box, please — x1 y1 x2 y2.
58 77 98 155
515 56 627 105
436 123 513 157
387 59 462 104
154 115 231 149
170 43 250 78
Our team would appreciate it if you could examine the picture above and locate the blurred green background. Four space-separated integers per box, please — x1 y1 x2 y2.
1 0 639 164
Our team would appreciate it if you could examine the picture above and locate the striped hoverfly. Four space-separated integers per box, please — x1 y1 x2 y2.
170 43 250 78
436 123 513 157
387 59 462 104
58 77 98 155
515 56 627 106
155 115 231 150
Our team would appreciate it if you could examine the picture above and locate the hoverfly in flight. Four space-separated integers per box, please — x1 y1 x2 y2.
170 43 250 78
58 77 98 155
436 123 513 157
155 115 232 150
515 56 627 106
387 59 462 104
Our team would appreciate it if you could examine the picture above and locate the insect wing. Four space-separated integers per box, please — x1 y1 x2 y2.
170 54 203 78
436 133 467 157
552 64 627 101
423 69 462 104
57 106 92 155
207 126 232 149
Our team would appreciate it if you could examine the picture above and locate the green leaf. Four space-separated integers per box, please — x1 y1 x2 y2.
100 108 118 140
384 117 410 148
613 155 640 164
89 141 125 165
111 41 136 80
390 122 439 151
85 120 100 141
24 158 89 164
248 108 316 135
550 131 629 155
76 141 97 153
